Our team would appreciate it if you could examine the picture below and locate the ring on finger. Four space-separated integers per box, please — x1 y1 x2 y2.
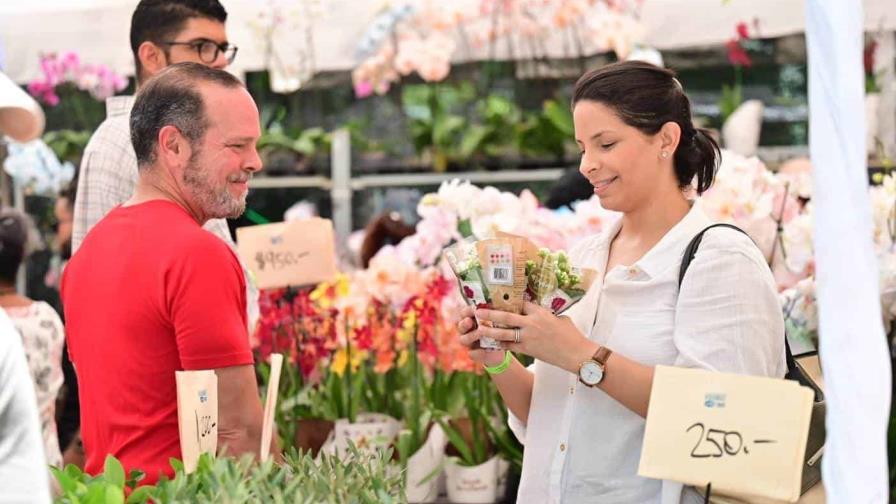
513 327 521 344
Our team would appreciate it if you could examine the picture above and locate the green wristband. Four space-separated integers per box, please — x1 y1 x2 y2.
484 351 512 375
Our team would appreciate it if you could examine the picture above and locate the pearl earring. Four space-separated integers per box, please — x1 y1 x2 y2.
660 151 668 158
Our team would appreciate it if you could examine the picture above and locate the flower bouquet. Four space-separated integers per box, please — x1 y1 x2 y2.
524 247 596 315
443 234 596 350
443 236 529 350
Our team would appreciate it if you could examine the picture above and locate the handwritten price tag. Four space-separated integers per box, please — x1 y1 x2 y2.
236 218 338 289
638 366 814 503
175 370 218 473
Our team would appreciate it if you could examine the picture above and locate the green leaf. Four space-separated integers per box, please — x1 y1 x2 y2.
435 416 474 466
51 466 77 495
104 485 125 504
104 456 126 488
169 458 185 474
125 486 153 504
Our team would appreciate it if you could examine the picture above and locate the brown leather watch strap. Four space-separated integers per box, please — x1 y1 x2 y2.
593 346 613 367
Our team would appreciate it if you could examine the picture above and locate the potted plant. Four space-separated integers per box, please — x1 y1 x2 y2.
437 373 501 504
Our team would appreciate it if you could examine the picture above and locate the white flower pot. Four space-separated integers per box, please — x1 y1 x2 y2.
331 413 401 457
866 93 881 156
495 457 510 499
445 456 500 504
405 423 448 503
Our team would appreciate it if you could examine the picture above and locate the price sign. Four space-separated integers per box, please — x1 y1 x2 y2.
638 366 814 503
236 218 338 289
176 370 218 473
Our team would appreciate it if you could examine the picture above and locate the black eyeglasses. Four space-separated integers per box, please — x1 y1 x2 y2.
161 39 238 65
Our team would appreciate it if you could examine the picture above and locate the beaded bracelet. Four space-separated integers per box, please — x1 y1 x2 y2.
484 351 512 375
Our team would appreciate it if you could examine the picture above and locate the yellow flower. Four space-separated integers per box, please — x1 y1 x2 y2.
329 347 367 376
310 274 349 310
331 347 348 376
397 349 409 367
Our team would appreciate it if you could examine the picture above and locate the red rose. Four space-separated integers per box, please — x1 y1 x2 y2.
736 22 749 40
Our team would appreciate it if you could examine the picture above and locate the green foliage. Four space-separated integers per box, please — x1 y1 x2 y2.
402 83 475 171
434 373 495 467
516 99 575 160
258 126 331 157
53 448 405 503
718 83 743 125
43 129 92 165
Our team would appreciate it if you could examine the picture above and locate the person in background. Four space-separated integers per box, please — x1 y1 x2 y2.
71 0 259 333
44 182 84 468
0 209 65 469
359 211 415 268
62 63 271 484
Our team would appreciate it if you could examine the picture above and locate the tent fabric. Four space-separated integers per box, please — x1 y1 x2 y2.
806 0 892 501
1 0 894 84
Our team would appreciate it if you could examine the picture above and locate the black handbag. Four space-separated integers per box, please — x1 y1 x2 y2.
679 223 826 497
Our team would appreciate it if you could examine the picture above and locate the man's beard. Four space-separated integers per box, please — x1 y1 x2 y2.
182 155 248 220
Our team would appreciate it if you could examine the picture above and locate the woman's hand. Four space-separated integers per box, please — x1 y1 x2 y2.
456 305 508 367
471 302 598 373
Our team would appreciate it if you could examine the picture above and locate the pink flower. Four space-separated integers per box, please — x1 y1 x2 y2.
354 80 374 98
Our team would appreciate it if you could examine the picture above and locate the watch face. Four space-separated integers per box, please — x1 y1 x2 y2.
579 361 604 386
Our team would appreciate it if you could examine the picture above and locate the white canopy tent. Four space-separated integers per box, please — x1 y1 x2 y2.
1 0 895 84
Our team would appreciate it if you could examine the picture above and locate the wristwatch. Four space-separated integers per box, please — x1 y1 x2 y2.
578 346 612 387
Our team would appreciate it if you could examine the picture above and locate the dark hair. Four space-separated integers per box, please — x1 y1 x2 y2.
0 210 30 285
130 0 228 80
130 62 243 168
360 212 415 268
572 61 720 194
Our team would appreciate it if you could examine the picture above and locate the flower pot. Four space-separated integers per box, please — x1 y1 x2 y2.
331 413 401 456
445 455 500 504
495 457 510 498
405 423 448 503
294 418 334 457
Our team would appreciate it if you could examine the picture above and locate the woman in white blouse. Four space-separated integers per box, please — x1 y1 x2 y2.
457 61 786 504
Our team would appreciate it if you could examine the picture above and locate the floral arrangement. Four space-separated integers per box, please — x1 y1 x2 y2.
27 52 127 106
351 0 645 98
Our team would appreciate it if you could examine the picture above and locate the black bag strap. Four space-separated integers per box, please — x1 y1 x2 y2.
678 224 805 382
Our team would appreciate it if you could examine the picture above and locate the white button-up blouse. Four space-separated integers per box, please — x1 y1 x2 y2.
509 201 787 504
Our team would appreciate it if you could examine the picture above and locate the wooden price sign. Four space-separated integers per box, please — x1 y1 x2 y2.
638 366 814 503
175 370 217 473
236 218 338 290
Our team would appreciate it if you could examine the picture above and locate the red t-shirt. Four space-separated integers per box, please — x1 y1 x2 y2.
61 200 253 484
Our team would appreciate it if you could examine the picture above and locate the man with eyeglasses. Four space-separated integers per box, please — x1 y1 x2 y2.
69 0 259 460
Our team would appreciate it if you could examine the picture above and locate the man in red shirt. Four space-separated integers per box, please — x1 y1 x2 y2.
62 63 267 484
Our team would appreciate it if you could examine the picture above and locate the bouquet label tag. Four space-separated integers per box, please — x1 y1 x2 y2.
485 244 514 286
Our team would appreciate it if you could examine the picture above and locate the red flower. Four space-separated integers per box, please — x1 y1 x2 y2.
736 22 750 40
551 297 567 312
865 40 878 75
726 39 752 68
462 285 475 300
